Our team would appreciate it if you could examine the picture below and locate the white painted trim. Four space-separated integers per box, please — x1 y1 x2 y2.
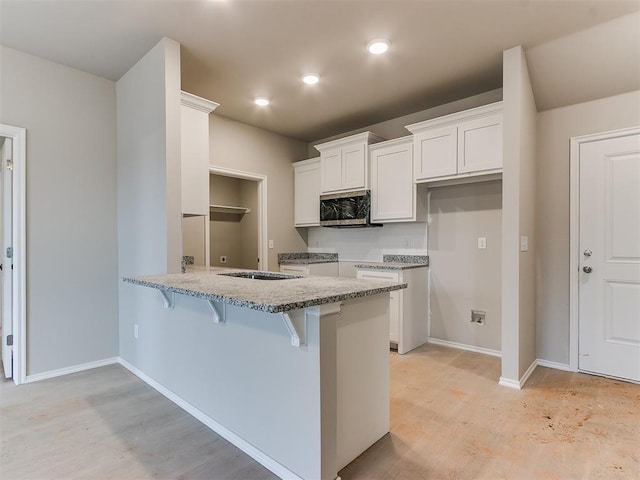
368 135 413 151
498 377 521 389
536 359 574 372
180 91 219 113
209 166 268 271
0 124 26 385
569 126 640 373
427 337 502 358
519 358 538 387
24 357 119 383
118 358 302 480
314 131 384 152
405 101 503 133
498 359 538 390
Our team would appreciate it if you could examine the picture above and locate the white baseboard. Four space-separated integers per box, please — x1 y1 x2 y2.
117 358 302 480
499 359 538 390
498 377 521 389
427 337 502 358
24 357 119 383
536 359 574 372
519 359 538 387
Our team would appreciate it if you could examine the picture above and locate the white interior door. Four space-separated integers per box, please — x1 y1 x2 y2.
578 132 640 381
1 138 13 378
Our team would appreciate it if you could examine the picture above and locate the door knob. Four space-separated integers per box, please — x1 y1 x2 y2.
584 250 592 257
583 266 593 273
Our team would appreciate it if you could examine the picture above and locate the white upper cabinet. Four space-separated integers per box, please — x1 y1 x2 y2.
316 131 383 194
413 125 458 179
406 102 503 183
181 91 219 215
370 137 425 223
293 157 321 227
457 113 503 173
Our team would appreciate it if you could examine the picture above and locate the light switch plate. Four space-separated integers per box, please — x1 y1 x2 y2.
268 240 274 249
520 236 529 252
478 237 487 249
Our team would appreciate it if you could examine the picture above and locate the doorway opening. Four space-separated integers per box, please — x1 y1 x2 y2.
0 124 26 385
208 166 267 271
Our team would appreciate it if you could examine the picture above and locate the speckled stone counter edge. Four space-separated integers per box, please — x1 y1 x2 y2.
383 254 429 265
355 255 429 271
278 252 339 265
123 276 406 314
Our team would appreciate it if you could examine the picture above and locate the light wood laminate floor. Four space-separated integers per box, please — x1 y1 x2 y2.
1 344 639 479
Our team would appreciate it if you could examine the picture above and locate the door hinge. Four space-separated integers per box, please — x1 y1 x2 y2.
6 159 13 171
6 334 13 346
6 247 13 258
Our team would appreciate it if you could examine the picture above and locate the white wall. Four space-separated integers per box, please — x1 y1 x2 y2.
308 89 503 153
307 223 427 262
0 46 118 375
208 116 309 270
117 37 182 364
428 181 502 352
536 90 640 365
501 46 538 384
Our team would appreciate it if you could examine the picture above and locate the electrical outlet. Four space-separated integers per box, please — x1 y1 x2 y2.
220 256 227 264
471 310 486 325
134 324 139 339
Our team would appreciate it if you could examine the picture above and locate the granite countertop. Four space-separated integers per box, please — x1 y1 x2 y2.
278 252 339 265
355 254 429 271
124 267 406 313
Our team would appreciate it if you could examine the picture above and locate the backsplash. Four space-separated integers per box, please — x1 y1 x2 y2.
307 222 428 261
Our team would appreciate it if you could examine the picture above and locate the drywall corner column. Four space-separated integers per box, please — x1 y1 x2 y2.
501 45 538 387
117 37 182 363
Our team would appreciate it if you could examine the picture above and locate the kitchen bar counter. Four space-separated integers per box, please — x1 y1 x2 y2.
123 266 396 479
124 266 405 313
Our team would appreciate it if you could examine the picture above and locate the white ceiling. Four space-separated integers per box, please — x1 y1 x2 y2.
1 0 639 142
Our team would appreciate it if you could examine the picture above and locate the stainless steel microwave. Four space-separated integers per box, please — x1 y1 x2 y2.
319 190 382 228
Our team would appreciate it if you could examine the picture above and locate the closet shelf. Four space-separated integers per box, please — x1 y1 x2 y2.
209 204 251 215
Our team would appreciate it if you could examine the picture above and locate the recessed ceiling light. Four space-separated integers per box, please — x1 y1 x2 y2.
302 73 320 85
367 39 390 55
254 97 270 106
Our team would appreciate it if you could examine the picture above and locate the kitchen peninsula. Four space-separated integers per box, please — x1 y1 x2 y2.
124 267 406 480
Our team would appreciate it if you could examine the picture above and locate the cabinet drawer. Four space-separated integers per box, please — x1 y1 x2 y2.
280 265 310 275
356 270 401 282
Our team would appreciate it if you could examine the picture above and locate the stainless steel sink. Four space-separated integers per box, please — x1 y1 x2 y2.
220 271 302 280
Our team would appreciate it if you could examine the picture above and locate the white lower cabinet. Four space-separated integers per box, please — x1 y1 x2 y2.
280 262 339 277
356 267 428 354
